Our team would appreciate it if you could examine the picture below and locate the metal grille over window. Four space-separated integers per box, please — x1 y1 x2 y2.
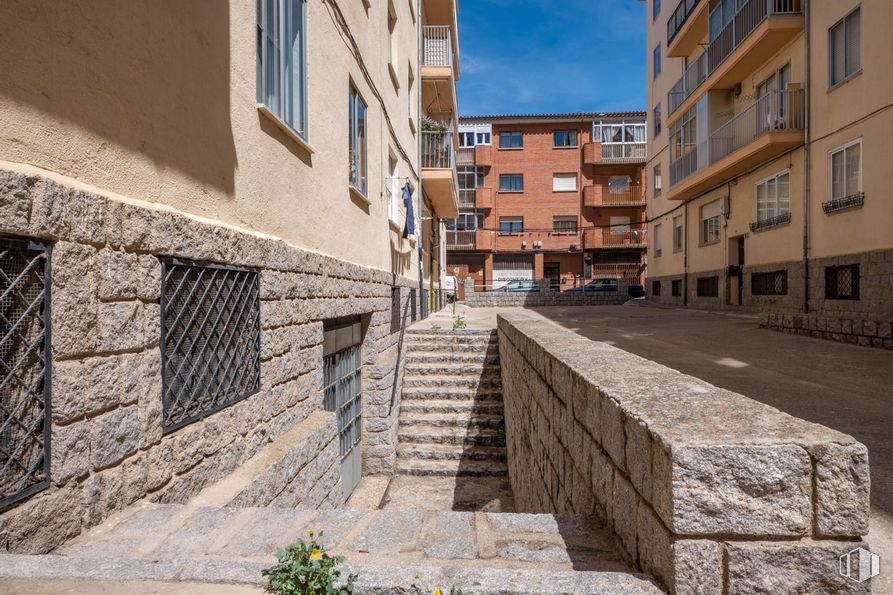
322 318 363 503
0 238 51 508
697 275 719 298
825 265 860 300
160 260 260 432
672 279 682 297
752 270 788 296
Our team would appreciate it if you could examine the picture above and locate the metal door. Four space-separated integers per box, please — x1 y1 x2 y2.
322 319 363 503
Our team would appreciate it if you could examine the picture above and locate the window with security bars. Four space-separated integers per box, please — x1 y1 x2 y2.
672 279 682 296
652 280 661 296
322 343 362 463
160 259 260 432
752 270 788 296
825 265 860 300
697 276 719 298
1 238 51 508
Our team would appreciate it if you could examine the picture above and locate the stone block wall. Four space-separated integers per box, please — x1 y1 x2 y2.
0 166 418 552
497 311 871 594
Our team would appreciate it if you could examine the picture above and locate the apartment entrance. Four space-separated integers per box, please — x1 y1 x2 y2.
447 256 485 300
322 317 363 503
728 236 745 306
544 263 560 291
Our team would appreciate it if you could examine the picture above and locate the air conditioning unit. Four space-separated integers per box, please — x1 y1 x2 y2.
721 196 731 217
521 240 527 249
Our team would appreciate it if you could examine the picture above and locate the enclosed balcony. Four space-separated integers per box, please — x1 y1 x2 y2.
421 130 459 218
583 184 645 208
446 230 492 251
668 89 805 201
583 142 647 165
667 0 804 119
422 25 458 117
583 227 648 250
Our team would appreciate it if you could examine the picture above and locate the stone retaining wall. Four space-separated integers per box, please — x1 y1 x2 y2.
463 279 630 308
0 166 417 553
762 312 893 350
497 311 871 594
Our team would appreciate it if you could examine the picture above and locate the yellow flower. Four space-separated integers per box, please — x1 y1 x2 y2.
433 590 442 595
310 548 322 560
308 529 315 537
413 573 421 581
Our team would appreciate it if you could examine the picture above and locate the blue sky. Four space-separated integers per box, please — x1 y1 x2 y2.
456 0 647 116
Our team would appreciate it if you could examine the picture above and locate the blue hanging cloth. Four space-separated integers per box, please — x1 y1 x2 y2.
402 183 416 238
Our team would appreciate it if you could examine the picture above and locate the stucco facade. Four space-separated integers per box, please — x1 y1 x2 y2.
645 0 893 346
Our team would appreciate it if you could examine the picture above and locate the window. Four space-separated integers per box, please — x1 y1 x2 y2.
407 63 415 124
388 153 402 224
553 216 578 234
257 0 308 138
553 130 578 147
499 131 523 149
457 166 484 191
459 124 492 146
673 215 683 252
752 270 788 296
477 131 492 145
653 164 662 196
671 279 682 296
826 265 860 300
594 120 647 144
499 174 523 192
160 259 261 432
754 171 791 225
499 217 523 235
652 280 661 296
653 0 661 21
829 7 861 88
697 276 719 298
669 105 697 168
653 44 661 79
455 208 483 231
608 176 631 194
458 132 475 147
830 140 862 201
0 237 51 508
654 223 662 257
387 0 399 84
653 104 662 136
700 200 721 244
552 173 578 192
348 85 368 195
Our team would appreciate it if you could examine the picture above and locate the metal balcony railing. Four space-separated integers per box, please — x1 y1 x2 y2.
458 189 475 207
423 26 453 67
456 146 474 165
668 0 803 115
422 130 455 170
709 89 805 163
669 141 704 186
590 263 646 284
603 228 648 247
600 142 647 163
667 0 703 45
446 230 475 250
603 185 645 205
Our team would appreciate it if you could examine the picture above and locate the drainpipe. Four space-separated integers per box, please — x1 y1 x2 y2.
683 200 689 306
801 0 811 314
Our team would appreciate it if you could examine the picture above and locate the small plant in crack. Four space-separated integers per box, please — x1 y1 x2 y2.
263 530 356 594
452 313 466 329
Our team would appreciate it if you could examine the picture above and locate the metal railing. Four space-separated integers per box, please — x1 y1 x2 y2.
603 228 648 247
446 230 475 250
423 26 453 67
604 185 645 205
668 0 803 115
590 264 645 284
667 0 703 45
421 130 455 170
456 146 474 165
458 189 475 207
709 89 805 163
750 211 792 232
600 142 647 163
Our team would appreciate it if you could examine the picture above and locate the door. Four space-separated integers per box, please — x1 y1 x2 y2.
737 237 745 306
322 318 363 503
544 263 560 291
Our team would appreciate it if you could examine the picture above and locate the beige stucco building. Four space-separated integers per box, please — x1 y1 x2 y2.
646 0 893 346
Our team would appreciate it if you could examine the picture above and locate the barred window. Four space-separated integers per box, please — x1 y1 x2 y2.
160 259 260 432
697 276 719 298
752 270 788 296
672 279 682 296
652 280 661 296
825 265 860 300
1 238 51 508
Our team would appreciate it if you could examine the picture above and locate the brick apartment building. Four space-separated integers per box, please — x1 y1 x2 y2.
445 113 648 296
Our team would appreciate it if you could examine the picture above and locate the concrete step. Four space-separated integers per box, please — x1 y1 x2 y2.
404 362 502 377
405 334 498 345
399 399 503 416
397 425 506 447
399 412 504 430
402 375 502 389
396 442 507 463
395 458 509 477
400 387 503 402
403 340 498 353
405 351 500 365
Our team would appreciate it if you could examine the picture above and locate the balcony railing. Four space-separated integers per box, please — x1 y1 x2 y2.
600 142 647 163
422 130 455 169
668 0 803 115
458 189 475 207
584 184 645 207
584 227 648 249
590 263 646 284
709 89 804 163
423 26 453 67
446 230 475 250
667 0 703 45
456 146 474 164
670 89 804 186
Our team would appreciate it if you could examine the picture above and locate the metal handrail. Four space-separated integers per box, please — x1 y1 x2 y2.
423 26 452 67
600 142 647 162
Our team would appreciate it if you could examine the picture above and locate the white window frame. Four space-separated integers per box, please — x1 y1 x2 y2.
829 6 861 89
673 215 683 252
828 139 862 201
653 164 662 196
552 216 578 235
654 223 662 257
552 173 578 192
257 0 308 140
754 169 791 223
700 200 721 245
349 84 368 196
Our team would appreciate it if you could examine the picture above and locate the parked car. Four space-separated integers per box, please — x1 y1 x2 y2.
489 279 540 292
569 278 619 292
628 283 645 298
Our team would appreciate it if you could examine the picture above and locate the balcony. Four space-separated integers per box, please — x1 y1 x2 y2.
583 142 647 165
446 230 492 251
669 89 805 201
667 0 804 119
475 187 494 209
457 189 475 208
474 144 493 167
583 227 647 250
495 232 582 253
667 0 708 58
583 184 645 208
421 130 459 218
590 263 646 284
456 146 474 165
422 25 458 117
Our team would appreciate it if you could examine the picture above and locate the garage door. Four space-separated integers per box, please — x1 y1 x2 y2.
493 255 534 289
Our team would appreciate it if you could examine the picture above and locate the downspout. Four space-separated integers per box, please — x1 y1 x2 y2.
801 0 811 314
683 200 689 306
417 0 425 313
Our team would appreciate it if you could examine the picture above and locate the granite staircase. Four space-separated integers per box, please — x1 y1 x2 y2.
396 329 508 477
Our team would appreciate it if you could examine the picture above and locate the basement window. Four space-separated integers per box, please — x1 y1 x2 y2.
825 265 859 300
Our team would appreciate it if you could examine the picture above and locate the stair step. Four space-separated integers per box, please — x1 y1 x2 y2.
405 352 500 365
399 413 504 430
401 387 503 402
406 329 496 337
399 400 504 415
404 363 502 377
397 425 506 447
396 442 507 462
396 458 508 477
402 376 502 389
404 341 498 353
